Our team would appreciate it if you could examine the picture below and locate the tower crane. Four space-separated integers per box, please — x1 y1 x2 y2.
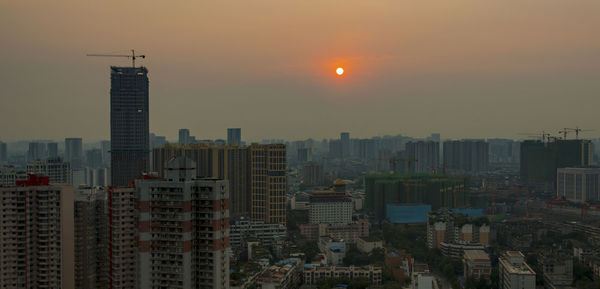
561 127 595 140
87 49 146 67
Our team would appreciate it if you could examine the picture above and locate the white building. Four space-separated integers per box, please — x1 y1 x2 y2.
304 265 382 285
229 218 287 250
0 166 27 186
499 251 536 289
411 264 438 289
319 236 346 265
309 189 352 225
356 236 383 253
557 167 600 203
27 158 71 184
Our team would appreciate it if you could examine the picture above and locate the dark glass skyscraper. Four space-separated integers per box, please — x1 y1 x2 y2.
227 128 241 145
110 66 149 186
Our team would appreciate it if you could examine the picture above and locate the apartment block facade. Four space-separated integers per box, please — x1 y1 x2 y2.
137 157 230 289
0 175 75 288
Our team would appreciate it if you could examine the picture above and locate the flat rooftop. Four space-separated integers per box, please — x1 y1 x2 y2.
464 250 490 261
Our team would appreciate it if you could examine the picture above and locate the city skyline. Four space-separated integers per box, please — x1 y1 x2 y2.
2 1 600 141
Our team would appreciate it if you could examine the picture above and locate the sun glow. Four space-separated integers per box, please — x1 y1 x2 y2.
336 67 344 75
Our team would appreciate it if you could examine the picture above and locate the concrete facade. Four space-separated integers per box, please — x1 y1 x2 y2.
137 157 230 289
557 167 600 203
463 250 491 281
0 175 75 289
499 251 536 289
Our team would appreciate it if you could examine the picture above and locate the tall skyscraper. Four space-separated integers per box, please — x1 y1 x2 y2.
47 142 59 159
227 128 242 145
179 128 190 145
250 143 287 225
0 174 75 288
340 132 350 157
110 66 149 186
0 141 7 165
137 157 230 289
65 137 83 169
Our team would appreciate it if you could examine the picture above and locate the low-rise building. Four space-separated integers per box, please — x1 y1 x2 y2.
257 258 303 289
230 218 287 251
539 250 573 288
463 250 491 281
300 219 369 242
385 249 413 284
499 251 536 289
440 241 484 258
356 236 383 253
319 236 346 265
303 265 382 286
411 263 437 289
427 209 490 249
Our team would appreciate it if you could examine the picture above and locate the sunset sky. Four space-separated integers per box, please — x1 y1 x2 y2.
1 0 599 141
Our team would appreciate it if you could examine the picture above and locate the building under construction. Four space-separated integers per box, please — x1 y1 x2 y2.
365 174 469 221
520 139 594 189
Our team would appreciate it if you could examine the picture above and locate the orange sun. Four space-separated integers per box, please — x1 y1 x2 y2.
336 67 344 76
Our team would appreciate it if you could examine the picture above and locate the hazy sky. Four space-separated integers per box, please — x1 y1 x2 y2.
1 0 599 142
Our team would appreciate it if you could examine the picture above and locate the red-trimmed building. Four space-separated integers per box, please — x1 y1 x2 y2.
0 174 75 288
136 157 230 289
107 157 231 289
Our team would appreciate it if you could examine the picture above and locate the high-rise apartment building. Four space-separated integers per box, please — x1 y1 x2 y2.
521 139 595 186
27 142 47 162
443 140 489 174
110 66 149 186
100 140 111 167
0 166 27 186
47 142 58 159
137 157 230 289
107 186 137 289
0 175 75 288
227 128 242 145
65 137 83 169
340 132 350 158
27 158 72 184
86 148 103 168
250 144 287 225
74 187 108 289
0 141 7 165
179 128 191 145
152 143 251 217
405 141 439 174
303 164 325 186
152 143 286 223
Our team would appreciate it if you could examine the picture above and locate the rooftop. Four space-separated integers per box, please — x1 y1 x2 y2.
464 250 490 261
